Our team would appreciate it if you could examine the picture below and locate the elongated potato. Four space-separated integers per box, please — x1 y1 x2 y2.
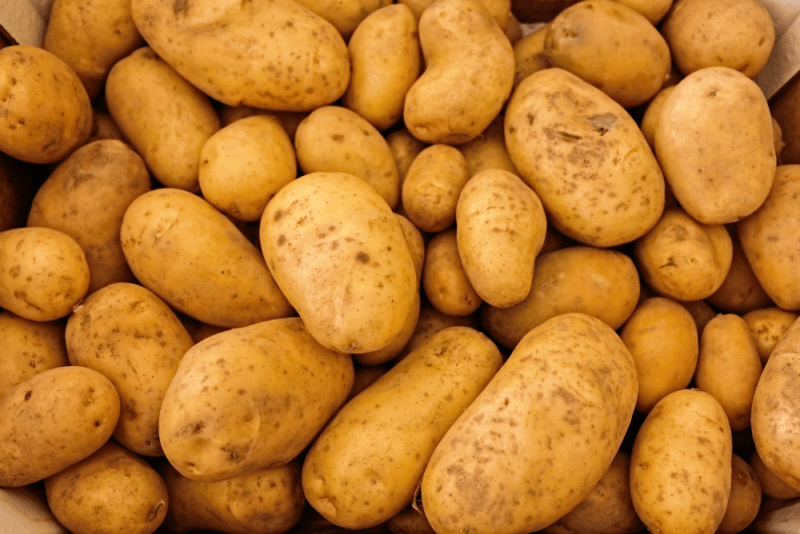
422 229 483 317
422 313 638 534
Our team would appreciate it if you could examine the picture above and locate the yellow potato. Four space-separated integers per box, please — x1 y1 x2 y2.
742 307 799 365
640 86 676 151
292 0 391 38
505 12 523 44
717 454 762 534
613 0 672 24
706 239 773 314
399 0 511 29
773 117 786 165
512 25 548 89
355 291 420 367
681 299 717 336
217 106 307 141
457 116 520 177
85 110 127 145
393 214 425 286
749 449 800 499
387 129 427 186
422 229 483 317
392 303 480 364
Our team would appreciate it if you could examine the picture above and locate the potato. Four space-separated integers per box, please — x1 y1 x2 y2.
613 0 672 24
218 106 307 140
387 507 436 534
0 311 68 402
303 327 502 529
630 389 732 534
717 454 762 534
640 86 676 151
402 145 470 233
482 246 639 349
748 449 800 499
456 169 547 307
505 68 665 247
399 0 511 29
198 116 296 223
393 214 425 286
634 207 733 302
422 229 482 317
0 227 90 322
343 5 421 132
706 239 772 314
404 0 514 145
457 117 520 177
0 46 92 164
661 0 775 78
348 365 388 401
422 313 638 534
27 140 150 295
738 166 800 310
295 106 401 210
742 307 799 365
505 12 523 44
543 451 644 534
619 297 698 413
681 299 716 336
261 173 416 353
86 110 127 145
161 460 304 534
43 0 143 99
121 188 293 328
387 129 427 185
512 25 548 89
292 0 390 39
160 318 353 481
131 0 349 112
355 291 421 367
544 0 671 108
0 366 120 487
393 303 480 364
44 441 168 534
773 117 786 165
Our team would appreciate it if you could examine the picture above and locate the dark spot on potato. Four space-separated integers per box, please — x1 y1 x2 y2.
172 0 189 15
24 391 31 401
277 234 286 246
94 421 101 427
356 252 369 263
274 210 284 222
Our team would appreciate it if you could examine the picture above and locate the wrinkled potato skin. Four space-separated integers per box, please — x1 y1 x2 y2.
44 441 168 534
0 311 68 402
303 327 502 529
422 229 483 317
27 140 150 295
458 117 520 177
66 283 194 456
121 188 293 329
131 0 349 111
106 48 220 191
0 46 92 164
404 0 514 145
160 318 354 482
544 0 671 108
0 366 120 487
482 246 639 349
422 314 638 534
742 307 799 366
505 68 665 247
0 227 90 321
717 454 762 534
630 390 732 534
512 25 548 89
706 239 772 314
161 460 304 534
640 86 676 151
749 449 800 499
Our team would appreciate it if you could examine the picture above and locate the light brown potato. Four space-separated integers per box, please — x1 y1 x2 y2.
399 0 511 29
0 366 120 487
0 227 90 321
387 129 427 186
292 0 391 38
742 307 800 366
539 227 576 255
717 454 762 534
422 314 638 534
295 106 401 210
612 0 672 24
343 5 421 132
402 145 470 233
106 47 220 191
695 314 762 431
393 214 425 286
749 449 800 499
348 365 388 401
661 0 775 78
0 311 68 402
86 110 127 145
199 116 296 223
681 299 717 336
404 0 514 145
457 116 520 177
544 0 671 108
160 318 353 482
630 389 732 534
27 140 150 295
392 303 480 364
161 460 304 534
706 239 772 314
456 169 547 307
303 327 502 529
262 173 416 354
0 46 92 164
131 0 349 112
121 188 293 329
354 291 421 366
634 207 733 302
640 86 676 151
513 25 548 88
422 229 483 317
620 297 698 413
44 0 143 99
505 68 665 247
217 106 307 141
482 246 640 349
44 441 168 534
505 12 523 44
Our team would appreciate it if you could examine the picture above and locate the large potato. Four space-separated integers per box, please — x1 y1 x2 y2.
261 173 416 354
131 0 349 111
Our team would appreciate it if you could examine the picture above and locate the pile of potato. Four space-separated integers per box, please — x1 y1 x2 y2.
0 0 799 533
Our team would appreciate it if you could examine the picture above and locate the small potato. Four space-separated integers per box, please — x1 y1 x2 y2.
295 106 400 209
0 311 68 402
512 25 548 89
706 239 772 314
742 307 799 365
619 297 698 413
44 441 168 534
630 389 732 534
634 207 733 302
199 116 296 223
0 366 120 487
0 227 90 321
0 46 92 164
749 449 800 499
456 169 547 307
695 314 762 431
402 145 470 233
422 229 482 317
717 454 762 534
292 0 391 39
613 0 672 24
640 86 676 151
394 214 425 286
457 116 520 177
387 129 427 185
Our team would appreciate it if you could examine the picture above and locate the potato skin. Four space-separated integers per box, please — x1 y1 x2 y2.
44 441 168 534
458 116 519 177
422 229 483 317
749 449 800 499
717 454 761 534
742 307 799 365
706 239 772 315
422 313 638 534
0 366 120 487
291 0 391 39
303 327 502 529
512 25 548 89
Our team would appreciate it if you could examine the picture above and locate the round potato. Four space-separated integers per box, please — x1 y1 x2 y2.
422 229 483 317
706 239 773 314
717 454 762 534
742 307 799 365
399 0 511 29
